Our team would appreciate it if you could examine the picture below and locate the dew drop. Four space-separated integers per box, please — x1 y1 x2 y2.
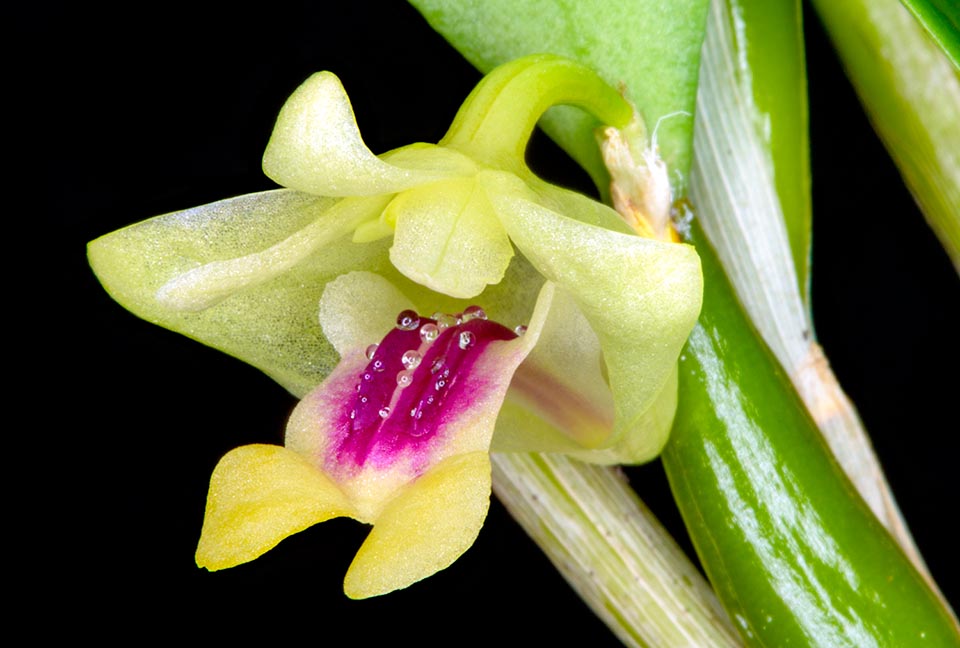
458 330 475 350
396 310 420 331
435 378 446 390
430 357 446 374
362 372 373 382
434 312 458 330
461 305 487 321
514 325 528 336
396 370 412 387
379 406 391 418
419 323 439 343
365 344 378 360
349 409 356 420
401 350 422 370
360 396 368 404
372 359 385 372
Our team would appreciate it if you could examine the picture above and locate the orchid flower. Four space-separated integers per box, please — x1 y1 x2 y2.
88 54 703 597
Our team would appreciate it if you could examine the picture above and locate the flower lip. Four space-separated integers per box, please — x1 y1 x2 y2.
329 307 517 473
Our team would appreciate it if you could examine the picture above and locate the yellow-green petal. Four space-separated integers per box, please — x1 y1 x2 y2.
530 177 633 233
318 272 417 357
493 192 703 463
386 176 515 298
196 444 354 571
494 284 614 453
343 451 492 599
88 189 395 396
156 194 390 311
262 72 458 196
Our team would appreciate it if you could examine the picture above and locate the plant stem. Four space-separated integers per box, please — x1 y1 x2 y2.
688 0 939 588
812 0 960 273
492 453 742 647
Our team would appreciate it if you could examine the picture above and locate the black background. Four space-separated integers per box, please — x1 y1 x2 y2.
40 1 957 641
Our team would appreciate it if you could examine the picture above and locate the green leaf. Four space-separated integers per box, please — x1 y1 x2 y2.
812 0 960 271
687 0 814 366
900 0 960 69
408 0 710 198
717 0 811 300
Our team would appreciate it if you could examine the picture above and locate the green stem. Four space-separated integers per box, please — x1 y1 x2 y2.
662 221 960 646
689 0 933 584
811 0 960 272
491 453 742 647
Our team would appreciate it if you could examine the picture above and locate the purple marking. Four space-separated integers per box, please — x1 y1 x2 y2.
328 310 517 472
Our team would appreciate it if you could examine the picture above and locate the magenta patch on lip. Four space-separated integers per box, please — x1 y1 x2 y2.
329 307 517 471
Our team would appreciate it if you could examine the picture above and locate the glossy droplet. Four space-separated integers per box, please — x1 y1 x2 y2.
379 407 391 419
435 378 446 390
514 325 528 336
434 312 458 330
365 344 378 360
362 372 373 382
431 357 446 374
372 359 385 373
459 331 476 350
396 370 412 387
462 305 487 321
419 323 439 343
401 350 422 370
396 310 420 331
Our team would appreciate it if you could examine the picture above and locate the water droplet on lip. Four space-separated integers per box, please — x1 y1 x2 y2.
372 359 385 372
458 330 475 349
401 350 422 370
430 357 445 373
514 324 527 336
434 312 458 330
365 343 378 359
461 305 487 321
396 370 412 387
435 378 446 390
419 323 439 343
379 406 391 418
396 310 420 331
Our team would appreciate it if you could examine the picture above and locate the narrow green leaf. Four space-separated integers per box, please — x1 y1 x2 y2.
723 0 812 301
812 0 960 271
693 0 935 592
408 0 710 198
900 0 960 69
